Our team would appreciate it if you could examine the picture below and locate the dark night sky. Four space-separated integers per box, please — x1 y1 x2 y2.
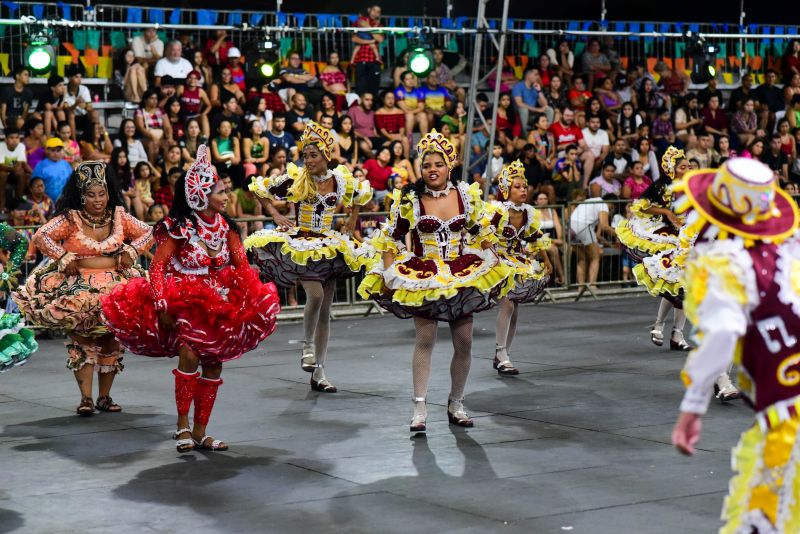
105 1 790 25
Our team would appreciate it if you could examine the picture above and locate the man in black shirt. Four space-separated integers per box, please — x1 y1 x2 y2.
35 74 67 136
1 66 33 131
755 70 784 132
286 93 311 137
762 134 789 185
210 95 242 139
602 138 633 181
697 78 723 109
728 73 758 112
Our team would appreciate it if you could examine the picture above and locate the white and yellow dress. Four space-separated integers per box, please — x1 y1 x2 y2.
494 201 551 303
358 182 513 321
244 163 374 287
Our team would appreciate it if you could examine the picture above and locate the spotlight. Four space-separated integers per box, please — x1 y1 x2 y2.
24 28 57 75
686 33 718 84
408 46 434 77
244 38 279 82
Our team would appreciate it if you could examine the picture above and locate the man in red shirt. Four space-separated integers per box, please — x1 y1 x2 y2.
549 106 596 187
362 145 393 203
351 5 384 97
203 30 233 69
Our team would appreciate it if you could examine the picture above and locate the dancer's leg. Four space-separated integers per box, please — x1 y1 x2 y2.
410 317 438 429
300 280 324 369
448 316 475 426
494 298 514 360
311 279 336 385
192 362 226 449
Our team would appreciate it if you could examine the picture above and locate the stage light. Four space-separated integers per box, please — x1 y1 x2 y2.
24 29 57 75
409 46 434 77
244 38 279 82
687 34 718 84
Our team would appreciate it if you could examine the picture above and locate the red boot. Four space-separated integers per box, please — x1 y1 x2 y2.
193 377 227 451
173 369 200 417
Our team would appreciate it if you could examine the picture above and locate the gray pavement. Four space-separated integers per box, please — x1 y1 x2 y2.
0 296 751 533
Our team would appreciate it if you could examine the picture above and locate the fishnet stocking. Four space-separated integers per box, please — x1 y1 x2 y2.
673 307 687 332
448 317 473 401
312 280 336 382
494 298 519 362
412 317 438 399
654 298 671 331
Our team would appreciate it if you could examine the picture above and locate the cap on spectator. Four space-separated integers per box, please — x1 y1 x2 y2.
47 74 64 87
187 70 201 80
161 75 176 86
45 137 65 149
227 47 241 58
65 64 82 78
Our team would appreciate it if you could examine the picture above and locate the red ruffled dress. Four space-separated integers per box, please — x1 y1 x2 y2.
101 214 280 364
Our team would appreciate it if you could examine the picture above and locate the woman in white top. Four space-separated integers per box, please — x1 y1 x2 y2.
631 137 659 180
546 40 575 82
534 192 565 285
113 118 148 166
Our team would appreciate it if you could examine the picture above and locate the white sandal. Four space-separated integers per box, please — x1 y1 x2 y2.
410 397 427 433
193 435 229 451
173 427 194 452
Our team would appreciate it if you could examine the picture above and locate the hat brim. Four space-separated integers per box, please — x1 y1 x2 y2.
682 169 800 242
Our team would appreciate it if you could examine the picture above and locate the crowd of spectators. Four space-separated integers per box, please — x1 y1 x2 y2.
2 6 800 290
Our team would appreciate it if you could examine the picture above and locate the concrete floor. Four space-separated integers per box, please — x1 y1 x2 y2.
0 296 752 534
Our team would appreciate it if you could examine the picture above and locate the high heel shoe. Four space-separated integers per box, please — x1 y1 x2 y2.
410 397 427 433
493 345 519 376
300 341 316 373
670 329 693 352
447 398 474 427
714 374 741 402
310 366 337 393
650 326 664 347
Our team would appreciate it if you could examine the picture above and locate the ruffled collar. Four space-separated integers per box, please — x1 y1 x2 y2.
67 206 124 253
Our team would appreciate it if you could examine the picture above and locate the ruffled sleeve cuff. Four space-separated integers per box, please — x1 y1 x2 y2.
370 230 401 254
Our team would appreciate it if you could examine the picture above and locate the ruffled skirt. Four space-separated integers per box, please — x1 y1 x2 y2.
499 251 550 304
720 416 800 534
0 312 38 372
13 262 142 338
244 228 375 287
633 245 688 307
101 265 280 365
358 248 513 322
615 216 680 263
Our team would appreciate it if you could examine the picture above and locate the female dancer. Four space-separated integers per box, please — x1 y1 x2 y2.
0 225 37 372
245 121 373 393
13 161 152 414
492 161 552 375
101 146 280 452
358 131 512 432
615 147 739 400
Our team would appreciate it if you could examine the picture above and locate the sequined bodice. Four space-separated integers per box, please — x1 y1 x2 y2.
414 192 469 261
297 187 340 233
166 215 231 275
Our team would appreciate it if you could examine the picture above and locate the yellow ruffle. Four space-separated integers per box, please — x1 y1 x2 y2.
244 231 372 272
370 230 400 254
468 183 508 247
615 219 677 256
337 166 373 206
633 262 682 297
683 253 750 327
358 259 514 307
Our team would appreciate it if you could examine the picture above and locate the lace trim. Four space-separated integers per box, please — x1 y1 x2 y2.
67 206 125 254
423 182 455 197
693 237 760 310
776 239 800 316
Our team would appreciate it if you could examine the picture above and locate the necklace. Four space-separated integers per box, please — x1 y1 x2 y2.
312 170 333 183
194 212 226 251
502 201 526 212
424 182 454 198
79 208 112 230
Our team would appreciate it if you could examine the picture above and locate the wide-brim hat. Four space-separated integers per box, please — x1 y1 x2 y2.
672 157 799 244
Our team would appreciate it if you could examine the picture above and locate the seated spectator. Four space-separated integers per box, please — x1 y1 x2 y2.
728 72 758 112
631 137 660 180
650 107 676 153
251 80 286 114
211 119 244 187
135 88 171 163
362 146 393 203
486 58 518 94
654 61 688 98
777 118 797 163
348 92 381 156
674 93 702 149
439 123 463 161
178 118 208 165
537 53 555 87
190 50 212 88
210 67 246 110
581 115 610 176
319 51 352 111
553 143 582 200
277 51 317 103
732 97 761 148
132 28 164 68
621 161 652 200
245 96 272 134
334 116 358 170
783 40 800 83
388 139 416 183
432 47 461 98
243 120 270 177
686 133 720 168
534 191 565 284
547 40 575 82
0 127 31 211
637 78 666 123
594 76 622 120
64 65 97 135
616 101 642 145
581 38 611 88
154 40 193 86
567 75 593 112
603 138 633 180
154 167 181 211
1 67 33 132
316 92 342 128
549 107 595 187
483 142 505 188
785 73 800 107
717 135 737 165
741 137 766 161
375 90 408 156
160 144 185 176
524 115 557 201
203 30 233 70
56 122 81 167
178 70 211 138
23 119 46 177
32 137 72 201
156 75 178 110
617 70 637 105
441 100 468 141
113 118 147 168
470 119 491 185
756 70 784 131
698 77 723 109
235 178 264 236
11 176 53 229
120 48 147 105
265 113 296 157
79 122 112 163
285 93 311 137
395 71 428 136
584 97 613 132
36 74 66 137
495 92 522 154
590 162 621 198
701 94 729 141
570 190 617 294
164 97 185 142
211 95 243 140
787 94 800 130
762 134 790 184
107 147 132 194
225 47 246 92
269 147 288 174
544 75 569 122
513 67 550 134
420 72 451 129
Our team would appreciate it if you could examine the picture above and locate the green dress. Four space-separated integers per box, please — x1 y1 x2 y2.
0 223 37 372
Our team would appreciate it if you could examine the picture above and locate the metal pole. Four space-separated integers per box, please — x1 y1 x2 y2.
601 0 607 23
460 0 486 183
483 0 510 201
445 0 453 48
739 0 746 78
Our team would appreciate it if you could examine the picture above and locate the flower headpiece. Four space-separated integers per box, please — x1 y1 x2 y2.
185 144 218 211
498 159 527 200
661 146 686 180
76 161 107 193
416 129 458 170
299 121 335 161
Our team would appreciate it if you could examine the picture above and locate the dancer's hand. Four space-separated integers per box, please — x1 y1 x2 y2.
158 311 176 330
119 254 134 270
666 211 682 229
672 411 702 456
343 216 357 237
63 260 79 276
272 213 293 231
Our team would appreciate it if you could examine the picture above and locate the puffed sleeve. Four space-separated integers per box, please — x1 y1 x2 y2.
465 184 508 247
149 224 178 313
120 210 154 256
679 240 756 415
519 206 551 253
337 165 373 207
32 213 73 261
249 163 300 201
371 189 410 254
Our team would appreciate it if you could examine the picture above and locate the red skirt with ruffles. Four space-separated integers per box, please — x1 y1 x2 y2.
100 265 280 364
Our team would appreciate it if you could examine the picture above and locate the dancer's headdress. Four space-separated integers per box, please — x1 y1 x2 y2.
416 129 458 170
661 146 685 180
498 159 526 199
298 121 335 161
76 161 107 194
184 144 218 211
